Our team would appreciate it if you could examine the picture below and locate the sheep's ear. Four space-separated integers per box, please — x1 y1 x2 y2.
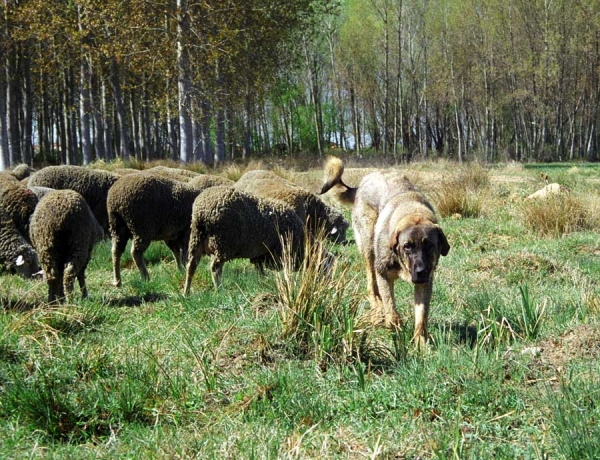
15 255 25 266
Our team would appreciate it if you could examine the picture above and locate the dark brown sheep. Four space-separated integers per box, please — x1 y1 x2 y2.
28 165 119 233
107 174 217 286
0 204 40 278
0 179 38 241
30 190 103 303
235 170 349 243
183 186 307 294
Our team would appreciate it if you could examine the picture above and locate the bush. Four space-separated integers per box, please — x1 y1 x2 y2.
273 233 372 368
431 165 490 218
520 193 596 237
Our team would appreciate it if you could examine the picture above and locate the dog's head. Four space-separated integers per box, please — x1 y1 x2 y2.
390 223 450 284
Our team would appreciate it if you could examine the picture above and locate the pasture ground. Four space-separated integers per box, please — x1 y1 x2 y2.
1 160 599 459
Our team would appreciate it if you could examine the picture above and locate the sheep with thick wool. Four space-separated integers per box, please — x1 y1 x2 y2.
183 186 308 294
29 190 103 302
0 179 38 242
28 165 119 233
9 163 35 181
146 165 200 181
235 170 349 243
107 173 220 286
0 204 40 278
188 174 234 189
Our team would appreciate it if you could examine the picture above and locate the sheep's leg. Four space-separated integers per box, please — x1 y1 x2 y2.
47 267 65 303
255 262 265 276
111 234 128 287
165 239 184 271
77 272 88 299
131 237 151 282
63 262 76 301
183 243 204 295
47 277 61 303
210 258 224 289
180 230 191 271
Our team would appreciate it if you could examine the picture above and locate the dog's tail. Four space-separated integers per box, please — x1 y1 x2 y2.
319 156 357 205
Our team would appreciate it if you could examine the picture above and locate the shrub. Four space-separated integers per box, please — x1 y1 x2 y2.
431 165 490 218
273 233 372 368
519 193 596 237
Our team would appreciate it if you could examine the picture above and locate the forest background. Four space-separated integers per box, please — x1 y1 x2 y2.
1 0 600 169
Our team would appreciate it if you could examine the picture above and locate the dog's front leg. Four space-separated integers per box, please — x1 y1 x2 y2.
413 280 433 350
375 271 402 329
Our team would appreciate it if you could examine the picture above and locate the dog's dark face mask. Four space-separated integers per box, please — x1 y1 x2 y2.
393 225 450 284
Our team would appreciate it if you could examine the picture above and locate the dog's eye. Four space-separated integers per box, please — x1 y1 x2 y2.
403 242 413 252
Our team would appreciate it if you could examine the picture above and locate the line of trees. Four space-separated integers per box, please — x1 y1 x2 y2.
2 0 600 169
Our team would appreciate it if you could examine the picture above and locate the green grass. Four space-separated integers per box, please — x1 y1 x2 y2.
1 162 599 458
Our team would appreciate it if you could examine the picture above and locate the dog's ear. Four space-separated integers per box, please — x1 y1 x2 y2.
436 226 450 256
389 229 401 254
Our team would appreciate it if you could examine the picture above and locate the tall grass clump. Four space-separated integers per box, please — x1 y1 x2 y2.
517 284 546 340
431 165 489 218
548 373 600 459
472 290 517 353
221 163 246 181
519 193 596 237
273 232 373 368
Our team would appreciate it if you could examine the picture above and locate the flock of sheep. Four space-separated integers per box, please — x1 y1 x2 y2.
0 163 349 303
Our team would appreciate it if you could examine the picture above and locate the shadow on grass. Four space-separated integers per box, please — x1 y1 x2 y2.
429 321 479 349
0 296 40 312
103 292 168 308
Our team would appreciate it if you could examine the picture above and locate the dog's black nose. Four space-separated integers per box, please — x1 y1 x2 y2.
412 264 429 283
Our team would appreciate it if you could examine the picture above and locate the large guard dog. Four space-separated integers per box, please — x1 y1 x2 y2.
320 157 450 348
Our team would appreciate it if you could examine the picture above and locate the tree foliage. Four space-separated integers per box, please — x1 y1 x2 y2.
2 0 600 166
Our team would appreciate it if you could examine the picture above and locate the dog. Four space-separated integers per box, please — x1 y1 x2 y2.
320 157 450 348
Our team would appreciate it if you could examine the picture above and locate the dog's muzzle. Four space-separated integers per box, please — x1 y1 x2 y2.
411 262 430 284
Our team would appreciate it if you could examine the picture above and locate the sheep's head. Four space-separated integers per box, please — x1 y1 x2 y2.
14 248 41 279
322 210 349 244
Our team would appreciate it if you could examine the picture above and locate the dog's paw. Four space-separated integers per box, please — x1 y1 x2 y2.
384 312 403 330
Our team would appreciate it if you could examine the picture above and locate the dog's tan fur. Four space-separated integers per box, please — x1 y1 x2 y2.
321 157 450 348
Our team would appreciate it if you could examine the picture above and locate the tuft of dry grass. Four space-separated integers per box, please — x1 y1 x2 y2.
273 232 375 367
519 193 598 237
430 165 490 218
220 163 246 181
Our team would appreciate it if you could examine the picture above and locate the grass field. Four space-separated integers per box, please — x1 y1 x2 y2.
1 160 599 459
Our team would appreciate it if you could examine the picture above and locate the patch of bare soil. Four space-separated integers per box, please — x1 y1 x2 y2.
532 324 600 374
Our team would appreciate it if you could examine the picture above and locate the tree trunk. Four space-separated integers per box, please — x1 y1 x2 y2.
215 106 226 167
302 34 323 156
243 93 252 159
202 99 213 164
78 7 92 165
6 50 20 165
394 0 404 161
91 73 106 161
22 51 33 164
101 80 114 161
129 93 141 159
193 119 204 163
350 83 360 156
167 114 178 161
110 56 130 160
0 57 9 170
79 56 92 164
177 0 193 164
141 90 151 161
383 7 389 156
